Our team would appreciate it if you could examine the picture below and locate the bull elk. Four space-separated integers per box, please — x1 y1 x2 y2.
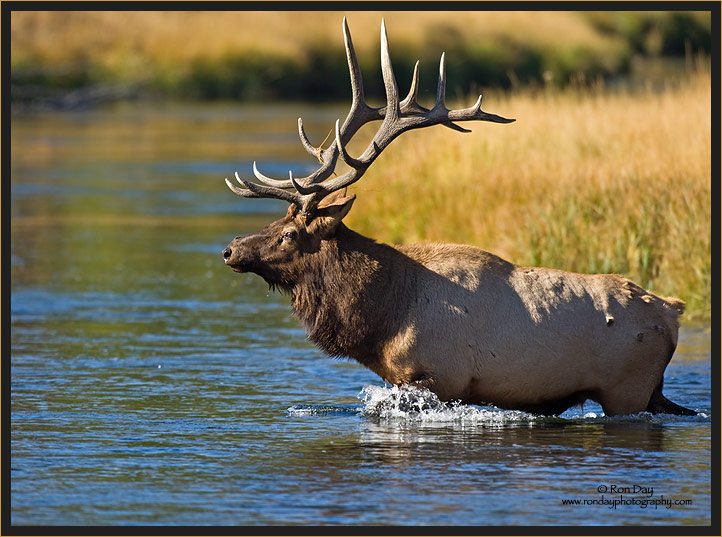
222 18 695 416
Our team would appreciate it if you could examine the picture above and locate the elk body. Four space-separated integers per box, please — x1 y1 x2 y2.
222 18 694 416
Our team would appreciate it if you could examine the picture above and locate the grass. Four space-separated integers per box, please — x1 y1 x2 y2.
7 11 634 65
344 68 712 321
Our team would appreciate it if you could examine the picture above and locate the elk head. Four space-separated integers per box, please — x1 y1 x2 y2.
222 17 513 285
222 190 354 289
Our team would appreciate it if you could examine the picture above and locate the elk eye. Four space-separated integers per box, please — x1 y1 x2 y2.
281 230 297 242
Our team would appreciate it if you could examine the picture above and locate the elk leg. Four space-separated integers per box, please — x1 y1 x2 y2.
408 374 435 391
646 382 696 415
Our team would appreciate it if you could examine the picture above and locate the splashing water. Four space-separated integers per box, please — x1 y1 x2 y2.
287 384 535 426
358 384 536 426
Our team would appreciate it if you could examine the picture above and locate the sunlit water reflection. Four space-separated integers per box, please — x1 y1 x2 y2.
10 103 712 526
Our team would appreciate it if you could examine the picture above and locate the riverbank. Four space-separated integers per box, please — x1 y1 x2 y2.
11 11 711 104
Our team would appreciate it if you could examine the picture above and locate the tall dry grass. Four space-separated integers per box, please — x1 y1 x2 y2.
344 70 711 320
10 11 624 65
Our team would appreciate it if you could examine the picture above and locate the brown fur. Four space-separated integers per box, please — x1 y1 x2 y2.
223 193 694 416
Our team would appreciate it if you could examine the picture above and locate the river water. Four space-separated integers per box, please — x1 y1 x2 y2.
9 103 713 527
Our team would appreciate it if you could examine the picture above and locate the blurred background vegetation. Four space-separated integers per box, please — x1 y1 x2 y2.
10 10 712 104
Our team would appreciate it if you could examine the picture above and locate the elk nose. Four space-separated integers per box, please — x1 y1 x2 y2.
222 247 232 259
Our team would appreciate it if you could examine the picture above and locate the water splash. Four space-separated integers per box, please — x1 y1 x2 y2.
287 404 359 417
358 384 535 427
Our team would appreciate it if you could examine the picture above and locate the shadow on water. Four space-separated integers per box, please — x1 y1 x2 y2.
9 103 713 527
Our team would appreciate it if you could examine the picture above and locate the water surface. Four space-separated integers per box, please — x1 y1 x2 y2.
9 103 712 527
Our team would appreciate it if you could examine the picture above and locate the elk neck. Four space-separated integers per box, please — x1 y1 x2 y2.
290 224 414 368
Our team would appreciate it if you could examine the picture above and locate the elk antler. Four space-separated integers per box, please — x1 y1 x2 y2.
226 17 515 217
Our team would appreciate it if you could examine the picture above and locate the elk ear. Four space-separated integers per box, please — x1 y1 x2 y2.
316 187 349 209
286 203 298 219
308 192 356 239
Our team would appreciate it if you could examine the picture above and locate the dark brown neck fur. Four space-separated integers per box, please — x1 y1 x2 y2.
289 225 413 369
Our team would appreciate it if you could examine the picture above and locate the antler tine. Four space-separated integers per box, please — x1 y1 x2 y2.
333 15 381 142
343 16 365 110
253 161 293 188
400 61 425 114
335 119 368 170
226 172 303 206
448 94 516 124
297 118 317 157
379 18 400 123
434 52 448 112
431 53 474 133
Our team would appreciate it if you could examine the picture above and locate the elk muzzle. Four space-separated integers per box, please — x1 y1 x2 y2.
222 236 257 273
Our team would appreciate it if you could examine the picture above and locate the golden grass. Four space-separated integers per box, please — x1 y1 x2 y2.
344 70 711 321
10 11 617 58
10 10 629 78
